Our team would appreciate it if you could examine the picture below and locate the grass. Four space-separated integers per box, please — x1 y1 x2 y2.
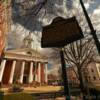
0 90 4 100
0 92 37 100
0 86 62 100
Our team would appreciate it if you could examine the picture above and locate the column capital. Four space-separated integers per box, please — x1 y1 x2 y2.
44 62 48 65
0 58 7 60
39 62 48 65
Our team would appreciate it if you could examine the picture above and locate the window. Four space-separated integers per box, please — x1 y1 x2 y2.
88 76 90 81
93 76 96 80
91 69 94 72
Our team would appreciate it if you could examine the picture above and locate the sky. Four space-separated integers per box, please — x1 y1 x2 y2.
7 0 100 66
86 0 100 39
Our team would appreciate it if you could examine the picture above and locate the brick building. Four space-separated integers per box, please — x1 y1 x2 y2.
84 62 100 87
0 1 11 56
66 67 79 86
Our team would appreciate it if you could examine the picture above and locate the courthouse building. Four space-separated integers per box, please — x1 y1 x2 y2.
0 33 48 86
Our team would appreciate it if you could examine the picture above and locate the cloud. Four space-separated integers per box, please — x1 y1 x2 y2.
7 0 100 55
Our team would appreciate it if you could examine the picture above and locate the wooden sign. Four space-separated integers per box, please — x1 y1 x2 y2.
41 16 84 47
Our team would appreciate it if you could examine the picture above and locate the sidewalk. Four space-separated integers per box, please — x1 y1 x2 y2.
1 86 61 93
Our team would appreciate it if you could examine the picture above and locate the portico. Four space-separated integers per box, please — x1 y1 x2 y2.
0 49 48 86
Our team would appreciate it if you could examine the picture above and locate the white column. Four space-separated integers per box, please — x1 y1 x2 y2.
9 60 16 84
45 63 48 83
38 63 41 83
96 63 100 78
29 62 33 83
0 59 6 82
19 61 25 83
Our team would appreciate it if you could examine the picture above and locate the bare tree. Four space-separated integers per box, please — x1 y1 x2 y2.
64 37 96 96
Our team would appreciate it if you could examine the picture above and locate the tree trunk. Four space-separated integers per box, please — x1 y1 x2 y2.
77 67 87 100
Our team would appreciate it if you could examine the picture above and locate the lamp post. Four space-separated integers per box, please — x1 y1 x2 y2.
79 0 100 54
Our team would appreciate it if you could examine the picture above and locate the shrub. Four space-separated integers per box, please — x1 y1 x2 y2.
9 84 23 92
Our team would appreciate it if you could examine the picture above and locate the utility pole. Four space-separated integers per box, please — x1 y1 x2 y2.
79 0 100 54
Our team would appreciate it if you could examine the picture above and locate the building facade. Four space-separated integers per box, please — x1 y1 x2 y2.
0 1 11 56
46 61 100 88
66 67 79 86
0 49 48 86
84 62 100 87
66 62 100 88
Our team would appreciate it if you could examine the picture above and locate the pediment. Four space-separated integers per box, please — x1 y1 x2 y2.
4 48 46 59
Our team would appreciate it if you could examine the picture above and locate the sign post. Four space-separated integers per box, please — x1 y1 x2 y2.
60 48 70 100
42 16 84 100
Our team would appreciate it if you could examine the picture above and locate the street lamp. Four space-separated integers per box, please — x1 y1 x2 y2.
79 0 100 54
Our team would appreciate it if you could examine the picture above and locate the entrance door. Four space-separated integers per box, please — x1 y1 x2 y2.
23 75 28 84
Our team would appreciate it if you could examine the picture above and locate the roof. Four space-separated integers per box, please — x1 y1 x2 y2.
3 48 48 62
